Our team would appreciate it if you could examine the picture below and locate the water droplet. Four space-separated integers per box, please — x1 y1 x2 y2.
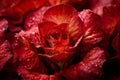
27 58 30 62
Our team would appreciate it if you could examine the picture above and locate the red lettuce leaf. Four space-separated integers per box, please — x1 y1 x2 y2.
0 40 12 71
2 0 48 21
0 19 8 45
101 5 120 36
79 9 104 57
60 47 106 80
13 31 47 74
17 67 63 80
17 67 49 80
24 7 50 30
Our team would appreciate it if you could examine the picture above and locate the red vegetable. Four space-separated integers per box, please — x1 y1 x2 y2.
0 0 120 80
